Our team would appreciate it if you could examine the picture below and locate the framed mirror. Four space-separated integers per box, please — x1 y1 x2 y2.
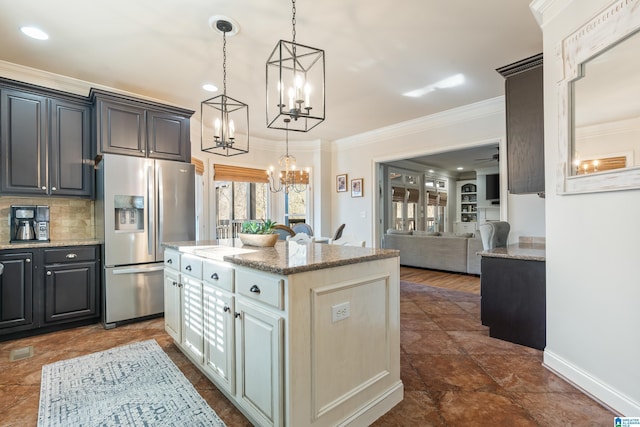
558 0 640 194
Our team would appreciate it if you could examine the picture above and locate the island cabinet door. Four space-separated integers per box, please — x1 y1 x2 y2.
235 299 284 427
203 284 235 395
163 269 182 343
182 275 204 363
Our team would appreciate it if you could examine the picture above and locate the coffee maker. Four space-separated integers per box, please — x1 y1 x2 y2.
10 205 50 242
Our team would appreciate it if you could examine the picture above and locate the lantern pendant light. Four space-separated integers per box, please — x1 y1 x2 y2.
201 19 249 156
266 0 325 133
267 119 310 194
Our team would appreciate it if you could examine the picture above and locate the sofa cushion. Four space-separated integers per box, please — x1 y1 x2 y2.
413 230 440 236
386 228 413 235
382 233 468 274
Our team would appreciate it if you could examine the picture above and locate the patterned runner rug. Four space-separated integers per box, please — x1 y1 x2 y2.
38 339 226 427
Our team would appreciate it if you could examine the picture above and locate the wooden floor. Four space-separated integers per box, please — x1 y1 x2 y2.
400 266 480 294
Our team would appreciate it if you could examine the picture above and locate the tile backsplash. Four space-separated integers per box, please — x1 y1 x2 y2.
0 197 94 243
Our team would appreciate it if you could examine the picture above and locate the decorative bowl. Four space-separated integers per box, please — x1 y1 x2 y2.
238 233 279 247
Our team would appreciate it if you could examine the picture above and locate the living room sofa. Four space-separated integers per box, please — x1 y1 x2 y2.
382 230 483 275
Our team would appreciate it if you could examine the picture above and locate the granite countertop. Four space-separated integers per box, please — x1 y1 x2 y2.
164 239 400 275
480 243 546 262
0 238 102 250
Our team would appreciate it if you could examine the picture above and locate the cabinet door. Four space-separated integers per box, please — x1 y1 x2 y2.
0 89 48 195
43 260 98 323
97 99 146 157
203 284 235 394
235 299 283 427
505 63 544 194
147 110 190 162
49 98 92 197
182 275 204 362
0 252 34 331
164 269 182 343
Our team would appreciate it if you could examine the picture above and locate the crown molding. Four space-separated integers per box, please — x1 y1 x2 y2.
529 0 572 28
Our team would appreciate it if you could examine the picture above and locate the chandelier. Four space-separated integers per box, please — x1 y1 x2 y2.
201 18 249 156
266 0 325 133
267 119 310 193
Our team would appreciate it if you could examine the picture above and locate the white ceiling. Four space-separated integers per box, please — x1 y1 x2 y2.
0 0 541 151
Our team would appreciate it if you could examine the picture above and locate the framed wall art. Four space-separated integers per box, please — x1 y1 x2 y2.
336 174 348 192
351 178 363 197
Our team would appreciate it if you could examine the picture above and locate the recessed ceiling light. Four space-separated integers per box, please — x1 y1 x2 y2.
20 26 49 40
202 84 218 92
457 167 464 171
428 169 435 173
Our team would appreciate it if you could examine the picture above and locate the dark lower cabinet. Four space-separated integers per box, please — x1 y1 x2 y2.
480 256 546 350
0 245 100 340
0 251 34 331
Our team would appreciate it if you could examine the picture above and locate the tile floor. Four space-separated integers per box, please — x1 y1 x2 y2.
0 280 616 426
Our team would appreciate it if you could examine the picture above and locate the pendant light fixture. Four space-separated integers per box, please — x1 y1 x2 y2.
266 0 325 133
201 18 249 156
267 119 310 193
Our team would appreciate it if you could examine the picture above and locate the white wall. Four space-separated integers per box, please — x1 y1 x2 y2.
535 0 640 415
331 97 546 247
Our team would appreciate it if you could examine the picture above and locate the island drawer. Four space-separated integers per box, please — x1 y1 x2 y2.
236 269 284 310
164 249 180 271
181 254 203 279
203 260 234 292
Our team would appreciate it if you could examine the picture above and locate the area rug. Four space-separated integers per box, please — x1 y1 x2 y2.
38 339 226 427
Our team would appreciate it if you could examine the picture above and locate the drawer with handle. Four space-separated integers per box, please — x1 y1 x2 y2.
181 254 203 279
164 249 180 271
203 260 234 292
236 269 284 310
44 246 97 264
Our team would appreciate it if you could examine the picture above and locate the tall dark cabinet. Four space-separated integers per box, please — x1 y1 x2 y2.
0 80 92 197
497 54 545 195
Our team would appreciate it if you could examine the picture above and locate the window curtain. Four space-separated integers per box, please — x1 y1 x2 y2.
438 192 447 206
191 157 205 176
213 164 269 183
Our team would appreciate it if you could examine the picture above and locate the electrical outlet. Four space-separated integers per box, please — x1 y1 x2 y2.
331 302 350 323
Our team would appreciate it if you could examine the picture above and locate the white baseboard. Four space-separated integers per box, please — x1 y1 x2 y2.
543 350 640 416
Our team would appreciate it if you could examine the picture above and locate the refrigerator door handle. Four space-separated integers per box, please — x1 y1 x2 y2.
112 265 165 275
147 164 154 256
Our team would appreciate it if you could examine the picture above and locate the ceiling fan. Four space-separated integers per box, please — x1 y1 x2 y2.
475 148 499 162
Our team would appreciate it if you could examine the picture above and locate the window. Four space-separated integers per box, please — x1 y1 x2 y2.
213 164 271 238
286 187 308 226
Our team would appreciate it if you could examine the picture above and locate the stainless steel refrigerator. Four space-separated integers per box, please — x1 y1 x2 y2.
96 154 195 328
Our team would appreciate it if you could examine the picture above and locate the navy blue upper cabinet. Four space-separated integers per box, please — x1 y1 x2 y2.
0 81 92 198
91 89 193 162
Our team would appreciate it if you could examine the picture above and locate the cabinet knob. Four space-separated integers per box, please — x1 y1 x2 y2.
234 312 241 318
172 281 177 287
51 186 57 191
41 186 47 191
210 273 219 280
167 259 173 264
47 271 52 276
65 253 77 259
223 306 230 313
185 265 192 271
178 283 183 288
25 258 31 263
249 284 261 294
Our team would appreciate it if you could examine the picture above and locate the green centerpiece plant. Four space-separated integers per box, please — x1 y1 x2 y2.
238 219 279 247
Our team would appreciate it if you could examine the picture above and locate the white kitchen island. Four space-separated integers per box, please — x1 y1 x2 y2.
163 239 403 427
